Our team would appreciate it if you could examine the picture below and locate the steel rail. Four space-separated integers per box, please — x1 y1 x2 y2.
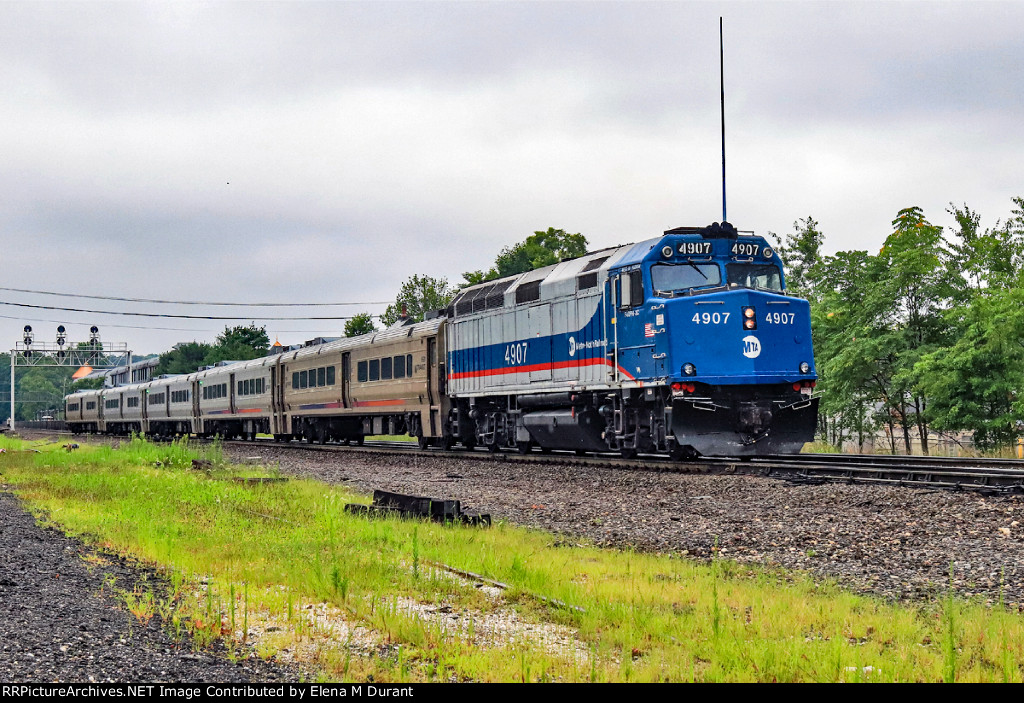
19 427 1024 495
216 437 1024 495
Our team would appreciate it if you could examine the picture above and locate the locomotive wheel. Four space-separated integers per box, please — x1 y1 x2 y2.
463 439 476 451
355 435 365 446
442 436 455 450
487 442 500 453
516 441 532 455
619 447 638 460
417 435 431 450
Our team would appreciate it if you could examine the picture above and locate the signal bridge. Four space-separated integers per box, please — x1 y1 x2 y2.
8 325 132 431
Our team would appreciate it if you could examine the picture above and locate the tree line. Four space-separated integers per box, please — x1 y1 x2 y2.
774 197 1024 453
346 227 587 334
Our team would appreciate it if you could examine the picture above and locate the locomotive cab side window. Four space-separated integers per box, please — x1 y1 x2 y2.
726 264 783 292
651 262 722 296
615 271 645 309
357 361 368 382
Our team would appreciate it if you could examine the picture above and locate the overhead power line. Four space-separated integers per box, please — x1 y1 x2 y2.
0 300 361 321
0 286 389 307
0 311 344 335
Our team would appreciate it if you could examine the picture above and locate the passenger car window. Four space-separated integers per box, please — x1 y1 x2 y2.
357 361 368 382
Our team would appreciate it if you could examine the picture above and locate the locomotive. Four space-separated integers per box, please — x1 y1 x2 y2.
65 222 818 457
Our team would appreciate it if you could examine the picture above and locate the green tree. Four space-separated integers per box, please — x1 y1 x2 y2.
810 208 950 454
206 324 270 364
913 198 1024 451
916 288 1024 450
872 207 951 454
344 313 378 337
380 275 456 326
812 250 879 449
154 341 215 376
463 227 588 285
769 216 825 301
14 367 63 421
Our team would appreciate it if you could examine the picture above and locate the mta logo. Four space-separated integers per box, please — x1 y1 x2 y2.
568 337 576 357
742 335 761 359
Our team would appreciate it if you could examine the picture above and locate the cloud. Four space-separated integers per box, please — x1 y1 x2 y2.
0 1 1022 353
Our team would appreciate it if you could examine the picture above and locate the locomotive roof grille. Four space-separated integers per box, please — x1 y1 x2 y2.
577 272 598 290
485 280 513 309
515 280 541 304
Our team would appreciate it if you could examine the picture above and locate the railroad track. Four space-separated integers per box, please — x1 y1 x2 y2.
224 437 1024 495
18 427 1024 494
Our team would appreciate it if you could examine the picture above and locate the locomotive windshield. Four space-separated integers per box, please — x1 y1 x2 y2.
651 262 722 296
726 263 783 292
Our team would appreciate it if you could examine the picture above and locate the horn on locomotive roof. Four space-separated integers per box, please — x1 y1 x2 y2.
663 222 738 239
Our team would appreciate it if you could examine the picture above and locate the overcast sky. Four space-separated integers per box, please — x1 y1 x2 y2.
1 0 1021 356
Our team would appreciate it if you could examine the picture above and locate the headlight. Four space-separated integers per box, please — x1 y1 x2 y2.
741 306 757 330
683 363 696 376
799 361 811 374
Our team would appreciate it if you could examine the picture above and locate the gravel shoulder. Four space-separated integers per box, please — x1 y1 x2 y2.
0 488 296 683
235 444 1024 607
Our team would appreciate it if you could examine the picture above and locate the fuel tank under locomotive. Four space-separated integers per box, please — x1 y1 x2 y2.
517 393 608 452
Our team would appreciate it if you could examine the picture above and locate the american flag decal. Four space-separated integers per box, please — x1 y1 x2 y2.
644 323 655 338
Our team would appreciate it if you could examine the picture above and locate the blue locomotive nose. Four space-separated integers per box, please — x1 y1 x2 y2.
666 289 816 385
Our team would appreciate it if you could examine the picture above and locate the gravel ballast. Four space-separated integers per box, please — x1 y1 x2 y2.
231 445 1024 607
0 489 295 683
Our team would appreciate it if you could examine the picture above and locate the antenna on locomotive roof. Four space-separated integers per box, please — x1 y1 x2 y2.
720 16 727 223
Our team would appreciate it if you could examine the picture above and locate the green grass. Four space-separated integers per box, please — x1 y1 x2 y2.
365 434 417 443
1 434 1023 682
